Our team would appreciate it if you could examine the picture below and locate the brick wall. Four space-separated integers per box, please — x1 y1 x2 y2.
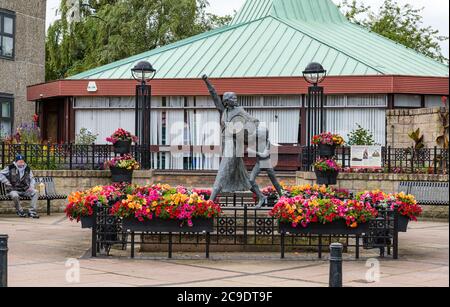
386 107 448 148
0 0 46 130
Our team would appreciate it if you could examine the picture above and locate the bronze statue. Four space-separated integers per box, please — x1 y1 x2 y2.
202 75 267 207
247 126 283 209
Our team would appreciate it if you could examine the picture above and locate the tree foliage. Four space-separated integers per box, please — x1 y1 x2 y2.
46 0 232 81
339 0 449 64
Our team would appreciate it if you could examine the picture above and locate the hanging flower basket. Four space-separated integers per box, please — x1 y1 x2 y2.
315 170 339 185
279 221 370 235
318 144 336 157
122 217 214 233
113 140 132 155
110 167 133 183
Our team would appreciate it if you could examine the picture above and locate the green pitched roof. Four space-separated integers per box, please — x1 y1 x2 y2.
69 0 449 80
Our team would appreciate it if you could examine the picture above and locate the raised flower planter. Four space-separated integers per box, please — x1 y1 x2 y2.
318 144 337 158
314 158 341 186
397 215 410 233
80 215 95 229
280 220 370 235
315 170 339 185
105 154 140 183
110 167 133 183
107 128 138 155
113 140 132 155
122 217 214 233
312 132 344 158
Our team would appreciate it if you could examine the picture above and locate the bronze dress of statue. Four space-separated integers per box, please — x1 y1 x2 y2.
202 75 263 203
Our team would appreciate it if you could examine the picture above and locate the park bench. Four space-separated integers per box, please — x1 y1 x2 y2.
399 181 449 206
0 177 67 216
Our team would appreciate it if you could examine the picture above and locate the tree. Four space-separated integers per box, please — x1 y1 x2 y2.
339 0 449 64
46 0 232 81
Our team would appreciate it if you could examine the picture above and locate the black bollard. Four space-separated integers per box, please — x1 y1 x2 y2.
329 243 343 288
0 235 8 288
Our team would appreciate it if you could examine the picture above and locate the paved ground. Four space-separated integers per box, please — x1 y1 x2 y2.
0 214 448 287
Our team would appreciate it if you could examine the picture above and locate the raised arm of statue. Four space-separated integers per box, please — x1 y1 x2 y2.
202 74 224 113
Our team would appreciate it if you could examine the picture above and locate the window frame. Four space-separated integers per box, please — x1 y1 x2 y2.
0 93 14 137
0 9 16 60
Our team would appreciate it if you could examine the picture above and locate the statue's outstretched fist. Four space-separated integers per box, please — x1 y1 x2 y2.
202 74 208 81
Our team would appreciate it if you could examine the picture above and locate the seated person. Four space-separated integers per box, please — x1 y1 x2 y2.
0 155 40 219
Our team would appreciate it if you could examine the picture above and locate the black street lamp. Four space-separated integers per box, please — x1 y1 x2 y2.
132 61 157 86
132 61 156 169
303 62 327 170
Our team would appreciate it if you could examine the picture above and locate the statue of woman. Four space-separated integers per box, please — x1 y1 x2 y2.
202 75 265 205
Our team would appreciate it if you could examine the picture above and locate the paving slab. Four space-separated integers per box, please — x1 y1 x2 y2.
0 214 448 287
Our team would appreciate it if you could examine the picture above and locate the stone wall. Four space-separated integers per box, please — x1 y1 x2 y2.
0 0 46 130
0 170 297 214
386 107 448 148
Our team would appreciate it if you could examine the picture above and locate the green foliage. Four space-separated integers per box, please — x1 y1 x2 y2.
408 128 425 149
46 0 232 81
339 0 449 64
347 124 376 146
76 128 98 145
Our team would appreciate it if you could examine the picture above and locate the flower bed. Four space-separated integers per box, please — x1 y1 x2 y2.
269 185 422 231
65 184 221 228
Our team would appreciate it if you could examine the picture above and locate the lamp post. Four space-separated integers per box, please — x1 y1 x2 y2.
303 62 327 170
132 61 156 169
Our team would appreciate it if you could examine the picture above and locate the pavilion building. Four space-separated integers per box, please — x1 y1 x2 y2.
27 0 449 170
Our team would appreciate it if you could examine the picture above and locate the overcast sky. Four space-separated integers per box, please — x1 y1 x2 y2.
46 0 449 56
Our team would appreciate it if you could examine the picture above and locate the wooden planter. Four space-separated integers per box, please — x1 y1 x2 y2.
110 167 133 183
280 220 370 235
113 140 132 155
122 217 214 233
315 170 339 185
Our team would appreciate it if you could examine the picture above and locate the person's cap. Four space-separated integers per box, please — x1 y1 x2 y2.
15 154 25 162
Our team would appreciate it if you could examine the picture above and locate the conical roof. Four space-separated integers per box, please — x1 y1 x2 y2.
69 0 449 80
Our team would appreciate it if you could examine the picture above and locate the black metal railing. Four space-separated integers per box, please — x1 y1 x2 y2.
90 198 399 260
1 142 448 174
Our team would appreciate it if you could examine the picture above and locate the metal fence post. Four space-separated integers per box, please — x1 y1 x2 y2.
91 203 98 258
0 235 8 288
329 243 343 288
434 146 438 174
91 143 96 170
387 146 391 172
1 142 5 169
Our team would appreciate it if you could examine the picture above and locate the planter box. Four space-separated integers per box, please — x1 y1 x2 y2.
315 170 339 185
122 217 214 233
397 215 410 233
110 167 133 183
80 216 94 229
318 144 336 157
113 140 132 155
279 220 370 235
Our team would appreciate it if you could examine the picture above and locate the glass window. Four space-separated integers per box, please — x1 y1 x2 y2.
3 16 13 34
0 96 13 138
2 36 13 57
0 11 15 59
394 94 422 108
